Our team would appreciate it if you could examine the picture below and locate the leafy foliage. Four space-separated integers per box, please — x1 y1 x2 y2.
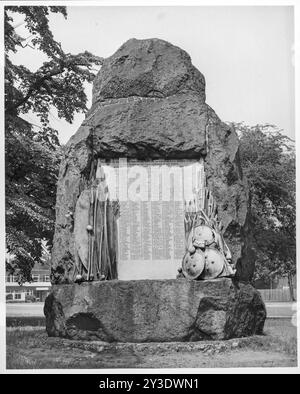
5 115 61 282
233 123 296 297
5 6 102 282
5 6 103 140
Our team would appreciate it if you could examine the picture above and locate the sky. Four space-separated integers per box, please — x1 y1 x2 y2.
11 5 295 144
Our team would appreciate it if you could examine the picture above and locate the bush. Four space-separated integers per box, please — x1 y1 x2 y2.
25 294 36 303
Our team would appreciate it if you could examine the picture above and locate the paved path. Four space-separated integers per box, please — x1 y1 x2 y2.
6 303 44 317
265 302 296 318
6 302 297 318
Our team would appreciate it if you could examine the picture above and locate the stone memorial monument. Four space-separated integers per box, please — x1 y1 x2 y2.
44 38 266 342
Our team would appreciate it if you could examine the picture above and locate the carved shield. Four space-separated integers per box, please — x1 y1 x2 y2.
182 250 205 280
201 248 225 279
188 224 215 249
74 189 91 271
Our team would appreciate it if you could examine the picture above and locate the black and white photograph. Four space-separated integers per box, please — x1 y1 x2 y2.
1 0 298 375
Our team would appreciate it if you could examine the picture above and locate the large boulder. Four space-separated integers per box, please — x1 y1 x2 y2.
44 278 266 342
51 38 252 283
92 38 206 103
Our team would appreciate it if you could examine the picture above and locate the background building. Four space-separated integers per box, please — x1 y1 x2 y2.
6 262 51 302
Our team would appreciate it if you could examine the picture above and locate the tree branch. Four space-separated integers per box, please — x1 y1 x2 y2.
6 58 100 114
6 64 65 113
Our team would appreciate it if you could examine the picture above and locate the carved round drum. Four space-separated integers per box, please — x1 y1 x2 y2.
202 248 225 279
190 224 215 248
182 250 205 280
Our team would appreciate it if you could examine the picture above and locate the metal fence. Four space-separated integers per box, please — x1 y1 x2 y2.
258 288 296 302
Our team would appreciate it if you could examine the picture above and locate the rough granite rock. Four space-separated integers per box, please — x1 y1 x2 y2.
51 38 252 283
44 278 266 342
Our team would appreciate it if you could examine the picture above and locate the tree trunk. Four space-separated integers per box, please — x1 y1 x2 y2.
287 272 296 302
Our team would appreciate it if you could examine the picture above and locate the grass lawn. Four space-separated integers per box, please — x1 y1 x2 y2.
6 319 297 369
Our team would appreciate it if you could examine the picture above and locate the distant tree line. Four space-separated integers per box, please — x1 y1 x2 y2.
232 123 296 300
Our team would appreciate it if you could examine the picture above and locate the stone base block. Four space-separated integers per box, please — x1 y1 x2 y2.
44 278 266 342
